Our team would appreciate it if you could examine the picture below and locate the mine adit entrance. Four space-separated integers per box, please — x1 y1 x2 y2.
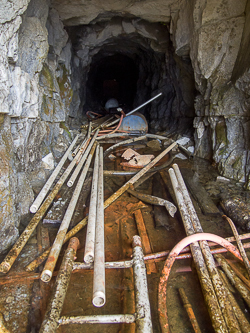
67 19 197 135
86 53 139 111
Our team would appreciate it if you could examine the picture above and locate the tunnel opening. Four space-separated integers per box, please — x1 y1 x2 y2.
68 18 197 136
86 53 139 112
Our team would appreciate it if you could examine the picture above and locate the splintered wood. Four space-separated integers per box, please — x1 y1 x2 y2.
133 209 157 274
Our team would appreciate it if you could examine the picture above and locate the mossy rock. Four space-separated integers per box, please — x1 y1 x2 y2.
60 122 71 139
215 121 228 146
40 63 54 91
57 64 73 108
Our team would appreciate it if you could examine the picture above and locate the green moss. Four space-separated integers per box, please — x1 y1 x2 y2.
60 122 71 139
40 63 54 90
42 95 49 116
0 114 5 130
218 146 228 156
215 122 228 146
57 65 73 108
232 157 242 169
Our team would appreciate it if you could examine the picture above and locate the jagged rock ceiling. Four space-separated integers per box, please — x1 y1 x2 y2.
51 0 180 25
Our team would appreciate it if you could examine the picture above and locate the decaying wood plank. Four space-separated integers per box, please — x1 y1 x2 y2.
180 168 220 216
152 173 172 229
133 209 157 274
160 170 178 207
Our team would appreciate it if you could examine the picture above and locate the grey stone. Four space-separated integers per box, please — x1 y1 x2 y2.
17 16 49 76
16 172 34 218
46 8 68 56
0 0 29 24
28 167 47 194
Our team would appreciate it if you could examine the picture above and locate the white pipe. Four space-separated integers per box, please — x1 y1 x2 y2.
59 314 136 325
87 121 92 138
40 144 97 283
72 143 80 157
93 146 105 307
109 93 163 126
84 146 100 263
75 138 89 164
30 134 79 213
67 130 99 187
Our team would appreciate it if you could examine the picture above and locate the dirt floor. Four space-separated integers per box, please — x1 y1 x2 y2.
0 139 250 332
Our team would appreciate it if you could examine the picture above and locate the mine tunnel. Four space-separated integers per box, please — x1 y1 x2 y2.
1 1 250 332
86 53 139 110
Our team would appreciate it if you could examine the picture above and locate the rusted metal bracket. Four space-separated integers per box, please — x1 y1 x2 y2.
39 235 153 333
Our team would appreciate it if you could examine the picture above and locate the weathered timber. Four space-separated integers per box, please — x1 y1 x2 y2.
152 173 172 229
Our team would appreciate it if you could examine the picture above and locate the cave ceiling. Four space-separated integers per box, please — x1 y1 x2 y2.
50 0 181 25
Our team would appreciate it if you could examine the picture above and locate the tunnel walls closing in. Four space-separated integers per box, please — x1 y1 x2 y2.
66 18 196 134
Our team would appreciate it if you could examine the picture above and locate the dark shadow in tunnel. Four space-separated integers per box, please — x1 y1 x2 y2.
85 53 139 113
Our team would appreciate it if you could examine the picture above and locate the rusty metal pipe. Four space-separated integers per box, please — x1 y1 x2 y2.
0 140 88 274
39 237 79 333
108 93 162 127
132 235 153 333
218 269 250 333
26 143 176 272
75 137 88 161
67 130 99 187
158 233 244 333
91 116 114 133
172 164 240 332
84 146 100 263
103 135 147 158
225 260 250 291
41 143 97 283
168 168 228 333
214 254 250 308
93 146 105 307
59 314 136 325
127 188 177 217
222 215 250 278
30 134 79 213
178 288 202 333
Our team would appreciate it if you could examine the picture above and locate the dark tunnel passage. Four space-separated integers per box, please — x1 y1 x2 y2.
86 53 139 111
67 20 196 135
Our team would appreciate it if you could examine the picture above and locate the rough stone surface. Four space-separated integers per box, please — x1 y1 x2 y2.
17 16 49 76
51 0 180 25
0 116 19 253
16 172 34 221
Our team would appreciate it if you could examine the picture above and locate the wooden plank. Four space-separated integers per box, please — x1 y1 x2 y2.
180 168 221 216
152 173 171 229
133 209 157 274
160 170 178 206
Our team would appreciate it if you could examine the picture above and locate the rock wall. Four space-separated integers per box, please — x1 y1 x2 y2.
68 18 195 133
171 0 250 184
0 0 73 252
